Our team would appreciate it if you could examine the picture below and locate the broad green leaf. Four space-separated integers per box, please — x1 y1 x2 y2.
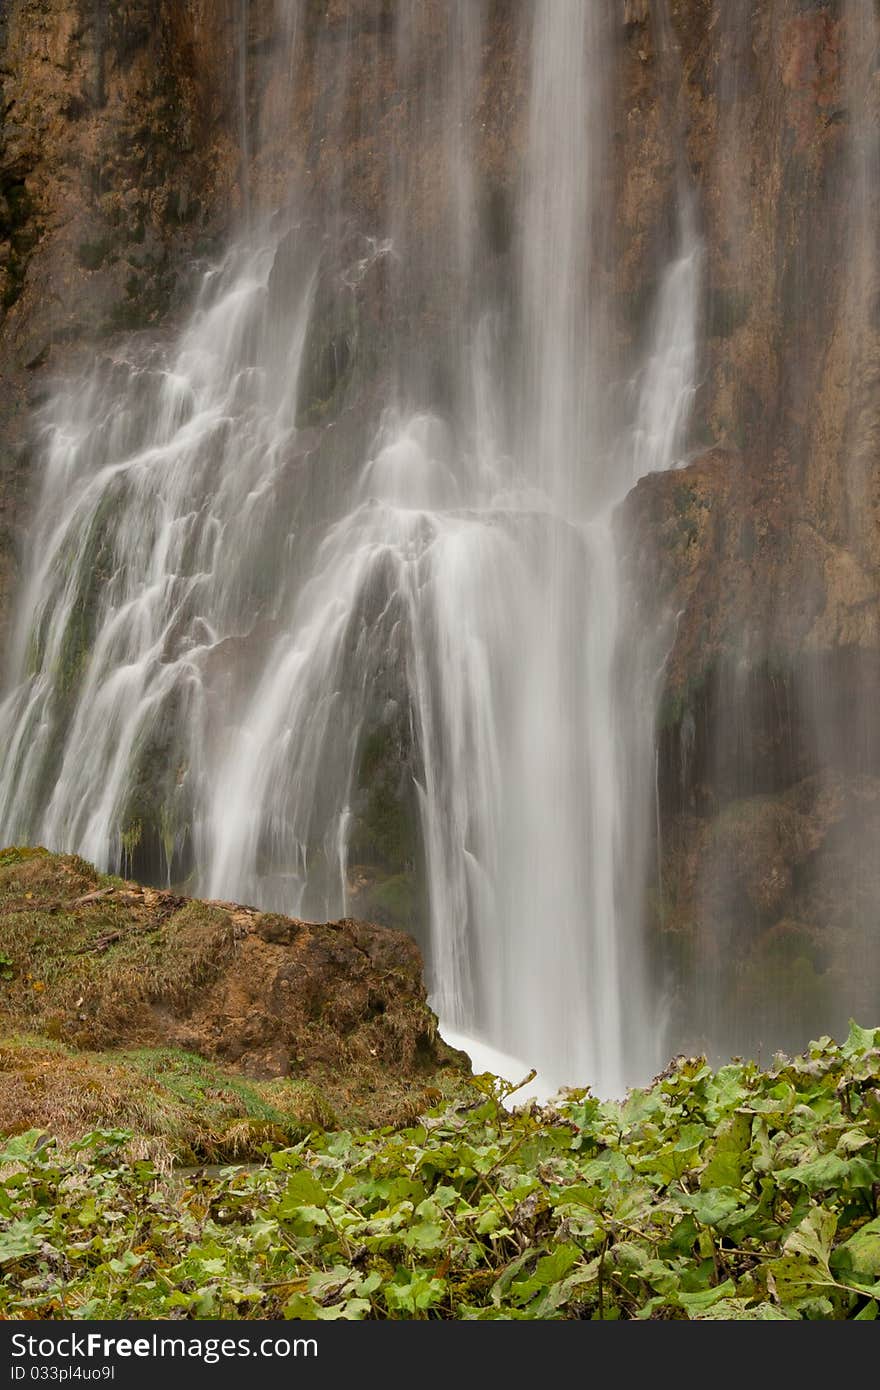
750 1117 773 1173
700 1112 753 1190
635 1124 705 1184
637 1279 737 1319
283 1293 320 1319
695 1298 789 1321
620 1088 665 1127
552 1182 602 1209
841 1021 880 1058
675 1188 741 1228
775 1152 852 1193
605 1182 658 1225
836 1129 873 1155
277 1171 328 1214
577 1151 634 1186
384 1273 447 1314
401 1221 445 1252
704 1065 749 1123
529 1257 601 1317
742 1081 796 1118
784 1206 836 1266
490 1249 534 1305
475 1207 506 1235
509 1244 582 1305
0 1130 49 1164
767 1209 838 1314
766 1257 836 1312
0 1218 48 1263
830 1216 880 1286
661 1214 700 1256
316 1297 371 1319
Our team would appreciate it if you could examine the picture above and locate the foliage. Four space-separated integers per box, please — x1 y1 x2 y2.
0 1035 337 1165
1 1024 879 1320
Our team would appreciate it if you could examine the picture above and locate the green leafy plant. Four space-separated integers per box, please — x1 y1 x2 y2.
1 1022 878 1320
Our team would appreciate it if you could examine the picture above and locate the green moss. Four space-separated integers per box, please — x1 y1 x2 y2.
0 853 234 1046
118 1048 338 1137
0 1037 335 1162
356 873 419 932
363 782 412 868
120 819 142 865
0 845 50 869
45 487 118 698
348 725 419 872
114 704 194 886
656 659 716 733
0 850 466 1140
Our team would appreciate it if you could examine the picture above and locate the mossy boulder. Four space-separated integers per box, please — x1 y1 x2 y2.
0 847 468 1131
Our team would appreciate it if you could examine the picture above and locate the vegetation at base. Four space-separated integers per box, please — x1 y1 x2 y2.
0 846 237 1051
0 1036 337 1166
2 1023 879 1320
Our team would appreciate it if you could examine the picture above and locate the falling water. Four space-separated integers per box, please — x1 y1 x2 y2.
0 2 700 1095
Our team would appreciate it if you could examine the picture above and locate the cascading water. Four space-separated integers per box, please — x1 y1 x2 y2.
0 1 700 1095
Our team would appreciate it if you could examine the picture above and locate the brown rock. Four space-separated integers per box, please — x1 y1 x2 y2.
0 849 467 1123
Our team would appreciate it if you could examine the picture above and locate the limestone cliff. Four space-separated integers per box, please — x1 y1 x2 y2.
617 1 880 1055
0 0 247 653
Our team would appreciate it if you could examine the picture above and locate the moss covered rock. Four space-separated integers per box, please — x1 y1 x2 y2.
0 847 468 1131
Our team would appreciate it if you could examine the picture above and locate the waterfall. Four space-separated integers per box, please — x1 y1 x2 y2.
0 2 700 1095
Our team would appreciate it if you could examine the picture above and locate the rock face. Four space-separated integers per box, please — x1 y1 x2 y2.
613 3 880 1057
0 848 464 1119
0 1 878 1061
0 0 246 652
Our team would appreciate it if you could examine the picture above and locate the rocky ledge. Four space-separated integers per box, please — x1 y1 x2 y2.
0 846 468 1156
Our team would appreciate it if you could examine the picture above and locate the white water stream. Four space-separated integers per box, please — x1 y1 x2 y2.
0 1 700 1095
